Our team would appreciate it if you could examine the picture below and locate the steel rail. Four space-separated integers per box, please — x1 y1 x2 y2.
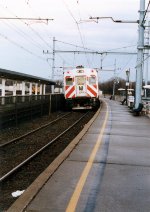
0 113 71 148
0 111 89 182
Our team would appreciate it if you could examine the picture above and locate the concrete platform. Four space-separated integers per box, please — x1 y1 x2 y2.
8 99 150 212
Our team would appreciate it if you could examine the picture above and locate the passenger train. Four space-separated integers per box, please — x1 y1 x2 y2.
64 66 100 110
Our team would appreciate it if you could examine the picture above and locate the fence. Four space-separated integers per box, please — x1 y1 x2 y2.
0 94 65 129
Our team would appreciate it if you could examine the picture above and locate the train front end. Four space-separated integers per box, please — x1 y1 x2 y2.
64 66 100 110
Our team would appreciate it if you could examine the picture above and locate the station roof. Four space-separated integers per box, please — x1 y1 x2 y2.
0 68 55 85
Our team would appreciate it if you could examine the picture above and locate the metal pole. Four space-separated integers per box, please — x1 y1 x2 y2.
112 82 115 96
135 0 145 109
52 37 55 80
126 69 130 106
112 60 116 99
49 94 51 116
125 72 127 106
145 21 150 86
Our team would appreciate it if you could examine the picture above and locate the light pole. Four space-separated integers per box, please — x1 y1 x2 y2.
125 69 130 105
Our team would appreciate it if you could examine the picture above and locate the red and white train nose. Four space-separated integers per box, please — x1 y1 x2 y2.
64 66 100 110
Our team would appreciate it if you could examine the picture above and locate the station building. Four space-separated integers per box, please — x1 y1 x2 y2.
0 68 55 97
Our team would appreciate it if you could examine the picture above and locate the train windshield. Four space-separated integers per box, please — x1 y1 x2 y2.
76 76 86 85
66 78 73 85
89 76 96 85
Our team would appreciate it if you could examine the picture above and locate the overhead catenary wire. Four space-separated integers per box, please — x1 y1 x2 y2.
76 0 82 22
63 0 91 67
54 39 137 76
56 40 98 68
25 1 70 68
24 0 74 71
0 1 52 59
116 55 134 79
25 1 54 48
53 42 73 66
0 3 52 65
0 18 46 51
135 53 150 68
0 32 46 61
0 2 53 51
53 44 137 81
0 1 62 75
0 2 55 53
142 0 150 26
106 44 137 52
56 39 96 51
0 1 141 82
0 4 39 48
62 1 138 79
56 39 137 54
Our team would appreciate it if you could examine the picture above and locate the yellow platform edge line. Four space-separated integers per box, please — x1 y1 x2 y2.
66 102 108 212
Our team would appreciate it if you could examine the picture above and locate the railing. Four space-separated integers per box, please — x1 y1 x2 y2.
0 94 65 111
0 95 49 105
0 94 65 129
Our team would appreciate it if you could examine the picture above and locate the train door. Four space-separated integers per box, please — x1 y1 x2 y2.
75 76 86 97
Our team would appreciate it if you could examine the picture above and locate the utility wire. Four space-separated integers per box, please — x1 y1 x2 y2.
0 2 49 59
0 18 45 51
0 32 46 61
120 55 134 73
0 5 47 60
136 53 150 68
63 0 91 67
54 42 72 66
56 39 137 53
25 1 54 46
0 3 48 54
76 0 82 22
142 0 150 25
1 2 53 50
56 39 94 51
106 44 137 52
26 1 71 67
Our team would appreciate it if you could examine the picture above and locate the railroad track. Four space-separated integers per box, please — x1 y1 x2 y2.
1 110 95 211
0 112 70 148
0 111 90 182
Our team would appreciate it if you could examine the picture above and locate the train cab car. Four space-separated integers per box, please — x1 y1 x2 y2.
64 66 100 110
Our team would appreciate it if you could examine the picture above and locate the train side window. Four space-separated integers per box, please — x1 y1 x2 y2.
89 76 96 85
66 78 73 85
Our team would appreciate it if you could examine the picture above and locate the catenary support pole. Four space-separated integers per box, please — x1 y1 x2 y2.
135 0 145 109
112 59 116 99
52 37 55 80
145 21 150 86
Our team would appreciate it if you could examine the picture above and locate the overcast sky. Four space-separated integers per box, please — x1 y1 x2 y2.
0 0 149 82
